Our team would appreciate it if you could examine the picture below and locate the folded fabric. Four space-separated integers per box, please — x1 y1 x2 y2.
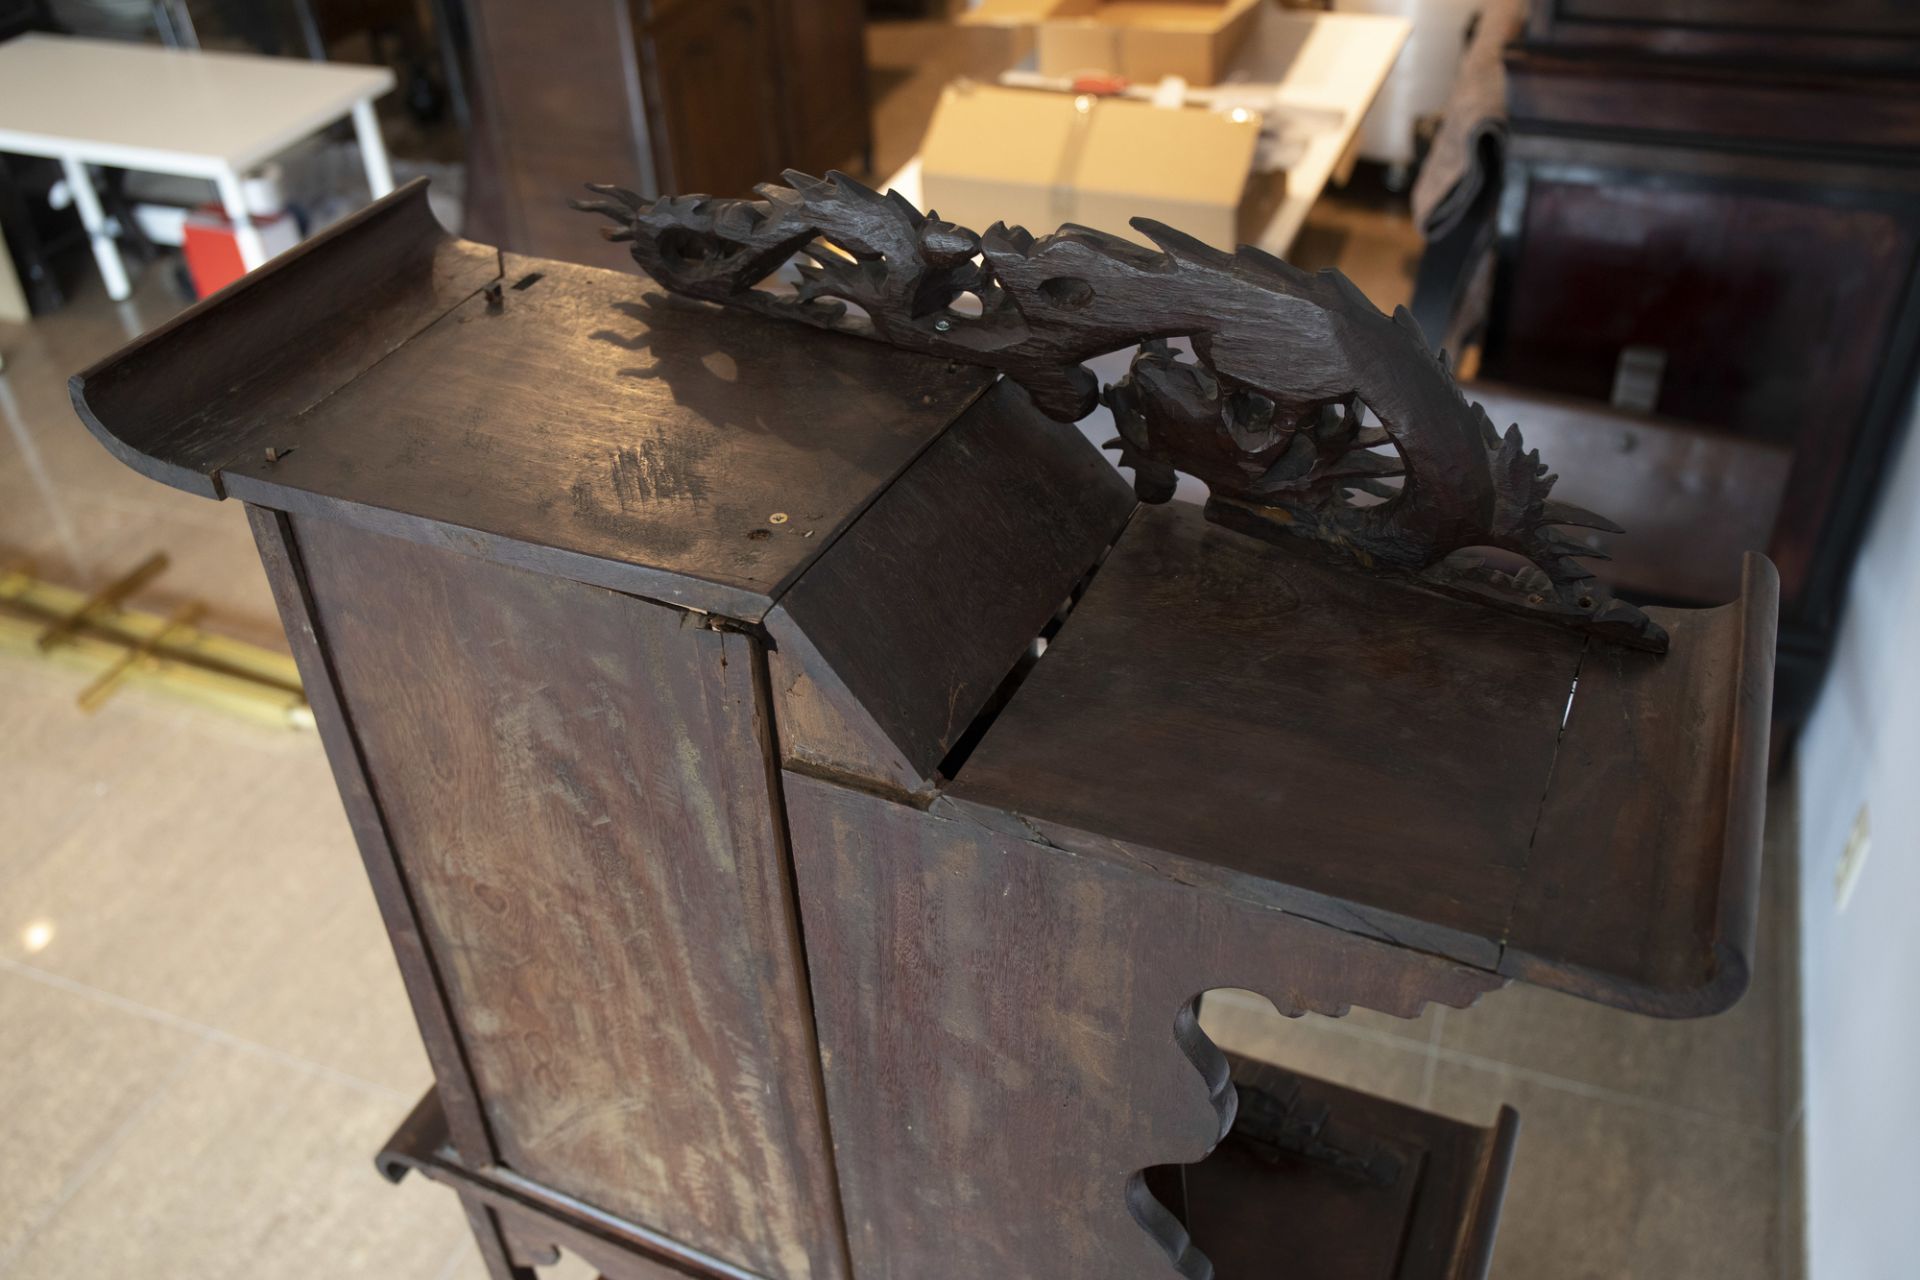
1410 0 1525 240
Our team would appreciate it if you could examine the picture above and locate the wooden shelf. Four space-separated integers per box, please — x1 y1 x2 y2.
949 500 1778 1016
1171 1055 1517 1280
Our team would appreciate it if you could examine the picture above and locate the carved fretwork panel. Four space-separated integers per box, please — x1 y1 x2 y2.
783 773 1502 1280
575 171 1667 651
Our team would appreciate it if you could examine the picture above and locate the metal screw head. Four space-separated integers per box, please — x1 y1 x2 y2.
768 512 789 525
934 317 952 332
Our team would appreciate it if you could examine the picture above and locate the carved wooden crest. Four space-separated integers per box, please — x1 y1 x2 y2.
575 171 1666 651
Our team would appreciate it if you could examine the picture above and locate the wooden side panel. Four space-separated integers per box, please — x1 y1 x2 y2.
766 379 1135 794
770 0 870 176
641 0 787 197
245 507 496 1165
463 0 650 264
294 516 846 1280
785 773 1502 1280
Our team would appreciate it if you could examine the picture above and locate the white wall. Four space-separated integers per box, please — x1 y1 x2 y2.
1795 390 1920 1280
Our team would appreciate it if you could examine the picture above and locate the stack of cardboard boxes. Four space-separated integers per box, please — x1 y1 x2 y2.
926 0 1269 248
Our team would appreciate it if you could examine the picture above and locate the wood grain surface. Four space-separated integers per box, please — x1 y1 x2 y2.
71 179 500 498
1179 1056 1518 1280
220 256 993 620
950 502 1777 1013
246 507 496 1165
766 378 1134 795
1504 552 1779 1015
950 501 1585 962
295 516 846 1280
785 771 1502 1280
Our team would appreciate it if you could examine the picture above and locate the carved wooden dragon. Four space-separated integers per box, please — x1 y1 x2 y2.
574 170 1666 651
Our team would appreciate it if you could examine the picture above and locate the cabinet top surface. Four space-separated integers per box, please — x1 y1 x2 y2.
70 180 998 622
948 502 1776 1016
221 259 994 618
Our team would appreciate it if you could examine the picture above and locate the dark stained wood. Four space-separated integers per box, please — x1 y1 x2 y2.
74 161 1786 1280
1525 0 1920 66
457 0 870 263
576 171 1665 648
211 256 992 621
244 505 497 1166
1487 169 1919 613
768 0 871 177
643 0 788 198
765 377 1134 795
69 178 499 498
1504 553 1778 1016
1467 21 1920 746
950 501 1777 1013
1506 52 1920 150
784 770 1505 1280
295 516 848 1280
1176 1056 1519 1280
1466 382 1790 605
459 0 651 265
951 500 1585 966
381 1089 764 1280
460 1193 537 1280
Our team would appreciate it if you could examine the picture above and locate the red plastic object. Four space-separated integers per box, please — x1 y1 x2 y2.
181 204 298 298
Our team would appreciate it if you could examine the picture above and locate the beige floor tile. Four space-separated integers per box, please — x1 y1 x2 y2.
0 967 204 1259
1438 790 1794 1132
0 671 426 1096
1436 973 1784 1131
1428 1062 1782 1280
5 1036 467 1280
1199 988 1435 1110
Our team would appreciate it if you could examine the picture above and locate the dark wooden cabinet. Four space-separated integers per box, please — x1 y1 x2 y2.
72 181 1776 1280
458 0 869 264
1454 0 1920 751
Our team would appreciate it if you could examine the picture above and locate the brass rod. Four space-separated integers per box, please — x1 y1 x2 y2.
77 600 208 713
35 552 170 652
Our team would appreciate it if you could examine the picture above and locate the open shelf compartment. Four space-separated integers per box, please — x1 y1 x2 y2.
1164 1054 1519 1280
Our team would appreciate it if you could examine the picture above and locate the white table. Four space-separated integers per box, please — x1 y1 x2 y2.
0 33 396 301
889 9 1411 262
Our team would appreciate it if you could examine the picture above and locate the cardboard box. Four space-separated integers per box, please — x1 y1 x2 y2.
920 82 1259 251
1037 0 1263 87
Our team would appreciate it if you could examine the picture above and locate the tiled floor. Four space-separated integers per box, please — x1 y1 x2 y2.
1 27 1801 1279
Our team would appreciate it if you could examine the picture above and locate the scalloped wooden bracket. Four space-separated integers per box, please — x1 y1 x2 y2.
575 170 1667 652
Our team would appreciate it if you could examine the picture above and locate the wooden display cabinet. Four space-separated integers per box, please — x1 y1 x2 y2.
72 177 1775 1279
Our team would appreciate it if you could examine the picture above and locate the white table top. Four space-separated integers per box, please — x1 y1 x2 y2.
0 34 394 177
887 9 1410 261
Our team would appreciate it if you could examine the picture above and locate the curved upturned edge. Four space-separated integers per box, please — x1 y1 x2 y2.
69 176 500 500
1501 551 1780 1019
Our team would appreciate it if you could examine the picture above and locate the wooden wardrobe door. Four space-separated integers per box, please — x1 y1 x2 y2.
641 0 787 196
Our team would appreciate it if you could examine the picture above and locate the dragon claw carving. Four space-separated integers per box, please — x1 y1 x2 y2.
574 170 1668 652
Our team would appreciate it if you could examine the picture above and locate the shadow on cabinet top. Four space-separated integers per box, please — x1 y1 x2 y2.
70 178 997 621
